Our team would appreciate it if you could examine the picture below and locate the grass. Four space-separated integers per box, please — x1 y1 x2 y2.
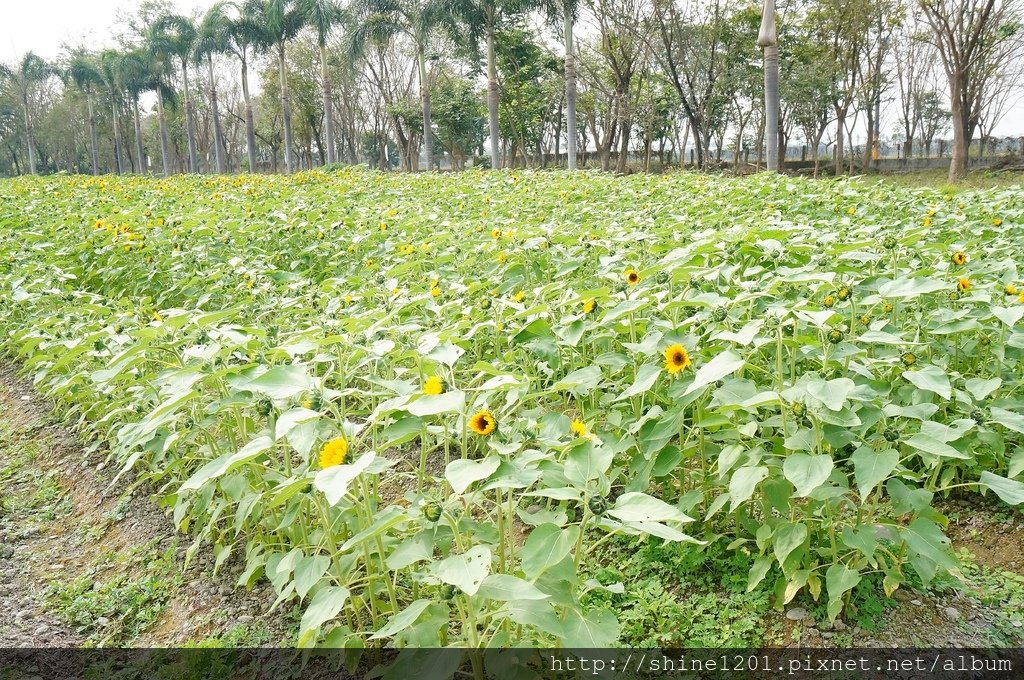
583 537 784 647
863 167 1024 191
45 540 180 646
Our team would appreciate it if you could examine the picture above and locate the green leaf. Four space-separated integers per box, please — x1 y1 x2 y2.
293 555 331 600
728 465 768 512
476 574 549 601
964 377 1001 401
558 608 620 647
180 435 273 492
979 471 1024 505
992 306 1024 328
246 365 312 400
313 451 377 506
521 524 573 580
445 456 500 495
275 407 320 440
825 564 861 621
851 447 900 500
878 277 947 298
615 363 661 401
297 585 350 647
903 365 951 400
782 454 833 497
406 390 466 417
901 517 960 576
607 492 693 523
551 365 603 395
805 378 855 411
369 599 433 640
906 434 969 460
684 350 746 397
434 545 491 596
990 407 1024 434
773 522 807 570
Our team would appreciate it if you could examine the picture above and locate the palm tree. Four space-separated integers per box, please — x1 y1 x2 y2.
196 2 232 173
69 53 103 174
153 14 201 173
99 49 129 174
350 0 443 170
447 0 531 169
542 0 578 169
3 52 53 174
145 22 181 176
117 49 158 173
225 0 270 172
298 0 344 166
263 0 306 173
758 0 779 171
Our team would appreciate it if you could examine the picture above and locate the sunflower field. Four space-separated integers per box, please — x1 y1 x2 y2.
1 169 1023 648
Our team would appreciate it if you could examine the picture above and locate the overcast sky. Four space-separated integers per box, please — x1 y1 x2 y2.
3 0 1022 140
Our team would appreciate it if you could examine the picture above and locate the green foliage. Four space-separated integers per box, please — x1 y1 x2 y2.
1 169 1024 653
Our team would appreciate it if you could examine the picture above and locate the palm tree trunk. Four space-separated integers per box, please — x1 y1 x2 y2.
181 61 199 173
564 0 577 170
21 95 37 175
112 100 125 175
86 93 99 175
241 56 258 173
320 44 335 166
486 19 500 170
156 89 172 177
417 47 433 171
207 55 226 174
278 42 294 174
133 99 146 173
759 0 779 172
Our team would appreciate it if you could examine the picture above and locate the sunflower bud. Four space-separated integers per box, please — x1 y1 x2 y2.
883 427 900 443
424 502 443 523
826 328 845 344
587 496 608 516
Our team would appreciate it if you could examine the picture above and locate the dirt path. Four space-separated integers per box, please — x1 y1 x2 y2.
0 365 293 648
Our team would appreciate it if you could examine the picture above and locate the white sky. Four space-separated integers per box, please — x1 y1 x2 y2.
2 1 1022 140
0 0 208 63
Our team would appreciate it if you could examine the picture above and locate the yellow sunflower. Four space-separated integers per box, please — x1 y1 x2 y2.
423 375 444 395
956 277 970 292
318 436 349 469
625 268 641 286
570 418 589 439
582 298 597 314
664 343 691 374
951 251 967 266
993 217 1003 226
469 410 497 436
1004 284 1018 296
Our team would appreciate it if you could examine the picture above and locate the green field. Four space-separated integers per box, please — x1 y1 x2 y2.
1 168 1023 648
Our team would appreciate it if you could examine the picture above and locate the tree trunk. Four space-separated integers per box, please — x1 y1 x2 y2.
112 100 125 175
486 21 500 169
21 95 37 175
759 0 780 172
86 93 99 175
242 56 258 173
615 119 630 173
564 0 577 171
181 61 199 173
156 90 172 177
320 44 336 166
133 99 145 173
279 42 295 174
417 47 433 171
208 55 226 174
834 111 845 176
947 71 967 181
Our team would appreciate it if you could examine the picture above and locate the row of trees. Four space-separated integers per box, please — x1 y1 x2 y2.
1 0 1021 181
